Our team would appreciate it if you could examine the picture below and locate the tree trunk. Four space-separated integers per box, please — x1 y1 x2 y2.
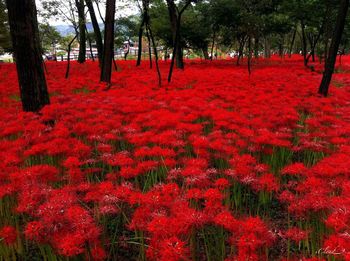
65 34 78 79
86 0 103 65
210 30 216 61
136 0 150 67
136 14 145 66
86 26 95 61
202 46 209 60
146 23 161 86
318 0 349 96
76 0 86 63
237 36 245 66
264 36 271 58
5 0 50 112
100 0 116 84
254 37 259 58
278 35 284 57
301 20 308 67
166 0 184 69
289 28 297 57
248 36 252 75
146 29 152 68
124 40 130 61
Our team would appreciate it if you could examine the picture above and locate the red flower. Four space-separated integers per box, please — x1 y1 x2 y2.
0 226 17 245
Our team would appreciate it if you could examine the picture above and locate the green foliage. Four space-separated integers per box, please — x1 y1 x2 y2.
39 23 62 53
115 15 139 47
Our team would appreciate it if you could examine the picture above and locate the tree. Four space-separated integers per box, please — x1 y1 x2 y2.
166 0 192 70
0 0 11 54
166 0 199 82
5 0 50 112
318 0 350 96
136 0 150 66
100 0 116 84
75 0 86 63
86 0 103 65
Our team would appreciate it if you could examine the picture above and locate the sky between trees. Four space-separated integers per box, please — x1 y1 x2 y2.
35 0 138 25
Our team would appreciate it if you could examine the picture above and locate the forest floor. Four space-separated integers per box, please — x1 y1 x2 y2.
0 56 350 260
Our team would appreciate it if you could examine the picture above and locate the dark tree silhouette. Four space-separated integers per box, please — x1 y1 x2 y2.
136 0 150 66
100 0 116 84
167 0 195 82
318 0 349 96
86 0 103 65
75 0 86 63
5 0 50 112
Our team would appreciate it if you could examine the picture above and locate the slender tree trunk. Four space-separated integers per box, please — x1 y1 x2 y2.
146 23 161 86
166 0 192 81
112 56 118 71
5 0 50 112
86 0 103 65
254 37 259 58
289 27 297 57
86 27 95 61
146 29 152 68
124 40 130 61
264 36 271 58
76 0 86 63
95 0 105 24
318 0 349 96
136 15 145 66
136 0 150 67
166 0 184 69
278 35 284 57
210 30 216 61
168 17 180 82
248 36 252 75
202 46 209 60
100 0 116 84
301 20 308 67
237 36 245 66
65 34 78 79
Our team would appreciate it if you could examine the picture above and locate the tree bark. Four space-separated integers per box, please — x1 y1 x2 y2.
210 30 216 61
65 34 78 79
76 0 86 63
254 37 259 58
136 14 145 66
301 20 308 67
167 0 192 82
146 23 161 86
100 0 116 84
86 0 103 65
202 46 209 60
166 0 187 69
264 36 271 58
86 26 95 61
136 0 150 66
288 27 296 57
318 0 349 96
237 35 246 66
5 0 50 112
146 28 153 68
248 36 252 75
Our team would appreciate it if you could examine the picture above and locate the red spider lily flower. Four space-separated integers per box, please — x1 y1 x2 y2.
0 226 17 245
281 163 307 176
284 227 309 242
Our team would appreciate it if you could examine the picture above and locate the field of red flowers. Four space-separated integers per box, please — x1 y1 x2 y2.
0 56 350 261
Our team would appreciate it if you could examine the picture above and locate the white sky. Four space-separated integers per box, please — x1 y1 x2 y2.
36 0 139 26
